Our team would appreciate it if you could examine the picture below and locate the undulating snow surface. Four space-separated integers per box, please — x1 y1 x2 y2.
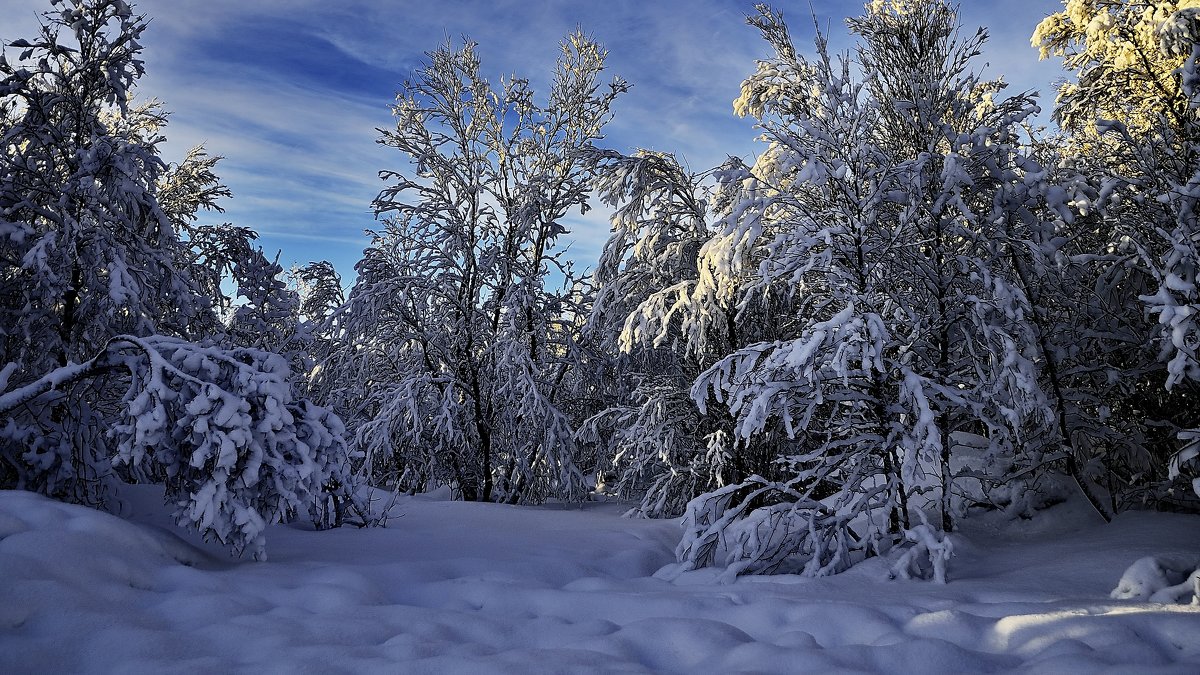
1 488 1198 674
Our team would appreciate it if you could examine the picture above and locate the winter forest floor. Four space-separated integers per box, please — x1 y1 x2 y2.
1 488 1198 674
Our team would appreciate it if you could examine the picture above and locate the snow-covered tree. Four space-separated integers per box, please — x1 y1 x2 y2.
661 6 917 577
851 1 1142 523
658 1 1110 579
290 259 344 393
158 145 231 230
226 247 312 371
1 0 186 501
579 149 745 517
0 335 355 559
0 1 205 375
1036 0 1200 504
292 260 344 326
682 22 918 572
330 34 626 503
0 0 360 551
1032 0 1200 144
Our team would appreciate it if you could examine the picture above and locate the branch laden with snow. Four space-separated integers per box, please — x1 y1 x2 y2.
0 335 358 559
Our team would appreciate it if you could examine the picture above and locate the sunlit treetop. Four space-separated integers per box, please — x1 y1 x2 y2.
734 0 1005 159
1032 0 1200 138
867 0 918 16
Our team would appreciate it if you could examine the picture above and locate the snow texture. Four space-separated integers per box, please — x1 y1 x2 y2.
1 487 1198 674
1111 555 1200 604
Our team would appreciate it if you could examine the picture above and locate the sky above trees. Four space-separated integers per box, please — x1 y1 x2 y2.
0 0 1063 279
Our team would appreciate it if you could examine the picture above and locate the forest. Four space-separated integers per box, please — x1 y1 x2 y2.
1 0 1199 672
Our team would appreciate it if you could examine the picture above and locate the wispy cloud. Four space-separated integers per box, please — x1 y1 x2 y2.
0 0 1069 280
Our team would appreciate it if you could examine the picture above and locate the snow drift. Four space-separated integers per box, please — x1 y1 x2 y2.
2 488 1198 673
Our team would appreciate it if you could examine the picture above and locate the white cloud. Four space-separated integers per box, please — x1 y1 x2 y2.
0 0 1069 280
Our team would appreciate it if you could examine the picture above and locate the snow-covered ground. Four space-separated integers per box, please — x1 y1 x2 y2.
1 488 1198 674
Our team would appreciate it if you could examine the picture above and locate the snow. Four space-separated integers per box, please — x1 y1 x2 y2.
1 487 1199 674
1111 555 1200 604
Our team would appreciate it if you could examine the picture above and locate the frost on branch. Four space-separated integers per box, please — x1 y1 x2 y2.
0 335 358 559
673 474 892 582
325 31 625 503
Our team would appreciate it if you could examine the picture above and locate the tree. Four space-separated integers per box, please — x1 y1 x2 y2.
579 149 743 517
1032 0 1200 144
226 247 312 370
1035 0 1200 504
0 0 359 552
292 260 344 326
658 1 1098 579
330 33 626 503
290 260 344 389
0 335 355 559
1 0 193 499
0 1 204 375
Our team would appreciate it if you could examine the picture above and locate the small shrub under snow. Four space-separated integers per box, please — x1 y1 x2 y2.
1111 555 1200 604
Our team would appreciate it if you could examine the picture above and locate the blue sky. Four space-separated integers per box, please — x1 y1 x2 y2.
0 0 1066 284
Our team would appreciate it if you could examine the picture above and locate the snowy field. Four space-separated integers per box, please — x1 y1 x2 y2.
1 488 1198 674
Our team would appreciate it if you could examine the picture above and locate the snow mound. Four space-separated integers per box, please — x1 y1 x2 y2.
0 489 204 572
1111 555 1200 604
2 490 1200 673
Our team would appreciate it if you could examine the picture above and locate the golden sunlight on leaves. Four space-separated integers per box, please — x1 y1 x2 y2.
1033 1 1200 139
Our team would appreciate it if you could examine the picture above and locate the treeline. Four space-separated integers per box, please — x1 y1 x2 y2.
1 0 1197 575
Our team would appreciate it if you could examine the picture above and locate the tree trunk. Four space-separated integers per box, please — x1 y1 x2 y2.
1007 245 1113 523
57 261 83 367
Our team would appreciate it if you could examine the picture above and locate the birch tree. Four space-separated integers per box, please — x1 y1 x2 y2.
580 149 748 517
333 34 626 503
1036 0 1200 503
0 0 360 552
667 1 1087 579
